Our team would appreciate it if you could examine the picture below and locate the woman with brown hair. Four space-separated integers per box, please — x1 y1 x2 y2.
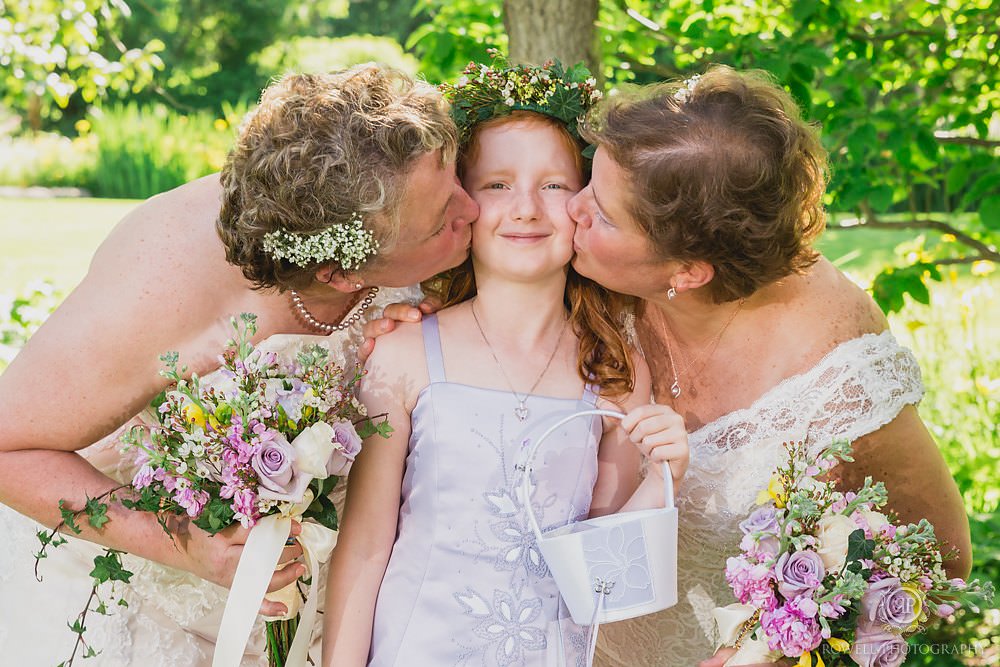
566 66 971 665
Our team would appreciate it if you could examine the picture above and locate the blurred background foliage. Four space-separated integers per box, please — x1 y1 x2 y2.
0 1 997 661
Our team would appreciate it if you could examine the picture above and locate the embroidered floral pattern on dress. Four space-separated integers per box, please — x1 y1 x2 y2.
456 588 548 666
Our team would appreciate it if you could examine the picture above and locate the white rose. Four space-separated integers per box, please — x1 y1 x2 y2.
291 421 337 479
815 513 857 572
862 510 890 536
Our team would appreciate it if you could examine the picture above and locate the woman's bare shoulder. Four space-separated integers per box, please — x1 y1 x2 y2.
789 257 888 341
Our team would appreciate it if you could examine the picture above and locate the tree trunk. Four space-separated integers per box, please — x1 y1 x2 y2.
503 0 598 72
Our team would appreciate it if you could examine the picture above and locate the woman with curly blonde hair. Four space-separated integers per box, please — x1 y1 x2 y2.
0 64 479 665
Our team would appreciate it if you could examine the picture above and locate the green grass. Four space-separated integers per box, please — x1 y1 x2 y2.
0 197 138 294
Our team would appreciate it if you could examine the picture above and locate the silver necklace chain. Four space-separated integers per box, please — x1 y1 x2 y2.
289 286 379 334
470 299 569 422
660 298 744 399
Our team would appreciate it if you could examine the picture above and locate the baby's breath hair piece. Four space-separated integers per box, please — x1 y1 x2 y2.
440 48 603 143
673 74 702 103
261 213 379 271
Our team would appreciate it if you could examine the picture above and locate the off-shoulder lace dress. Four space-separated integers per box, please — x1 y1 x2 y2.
0 286 419 666
595 331 924 667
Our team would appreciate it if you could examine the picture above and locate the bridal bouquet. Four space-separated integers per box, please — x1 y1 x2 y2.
38 313 389 666
714 440 992 667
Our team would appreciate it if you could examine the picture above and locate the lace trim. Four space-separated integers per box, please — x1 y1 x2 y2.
595 331 925 666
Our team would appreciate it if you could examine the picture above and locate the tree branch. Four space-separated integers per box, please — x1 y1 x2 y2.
936 136 1000 149
833 217 1000 263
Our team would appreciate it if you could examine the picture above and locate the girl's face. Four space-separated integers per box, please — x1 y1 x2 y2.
568 146 672 298
463 119 583 283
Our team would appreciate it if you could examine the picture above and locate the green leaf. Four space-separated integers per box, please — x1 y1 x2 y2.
946 163 971 194
915 129 939 161
59 499 82 535
867 185 895 213
792 0 820 23
90 551 133 584
192 496 236 535
305 493 339 532
978 195 1000 230
846 528 875 563
85 496 111 531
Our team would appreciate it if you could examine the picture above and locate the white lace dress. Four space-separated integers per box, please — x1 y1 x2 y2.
0 286 419 667
595 331 924 667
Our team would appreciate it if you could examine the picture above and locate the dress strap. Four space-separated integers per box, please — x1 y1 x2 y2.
421 314 446 383
582 380 599 405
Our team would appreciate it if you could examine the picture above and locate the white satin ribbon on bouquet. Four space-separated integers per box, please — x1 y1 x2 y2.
212 514 338 667
713 603 783 666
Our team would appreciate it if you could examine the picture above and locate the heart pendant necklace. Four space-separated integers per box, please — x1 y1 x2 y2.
471 299 568 422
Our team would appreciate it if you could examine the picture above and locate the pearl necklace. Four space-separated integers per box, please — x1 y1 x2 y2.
289 286 379 334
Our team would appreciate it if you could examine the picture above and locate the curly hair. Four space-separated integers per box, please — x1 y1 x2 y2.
425 112 637 399
217 65 459 290
581 65 829 303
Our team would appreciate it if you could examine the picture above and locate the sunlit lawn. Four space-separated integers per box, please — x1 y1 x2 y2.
1 197 137 294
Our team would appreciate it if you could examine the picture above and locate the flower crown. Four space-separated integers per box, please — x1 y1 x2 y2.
440 49 603 143
262 213 379 270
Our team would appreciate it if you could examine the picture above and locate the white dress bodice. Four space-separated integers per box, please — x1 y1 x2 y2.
0 286 420 666
595 331 924 666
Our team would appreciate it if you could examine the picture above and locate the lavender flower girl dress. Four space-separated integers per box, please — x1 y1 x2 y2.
368 315 601 667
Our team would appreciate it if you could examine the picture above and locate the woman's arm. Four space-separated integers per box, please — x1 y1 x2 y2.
322 326 423 666
833 405 972 578
0 180 304 608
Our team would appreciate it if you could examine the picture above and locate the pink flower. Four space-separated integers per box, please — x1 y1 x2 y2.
132 465 156 489
760 596 823 656
820 596 847 619
174 486 210 517
725 556 777 610
935 603 955 617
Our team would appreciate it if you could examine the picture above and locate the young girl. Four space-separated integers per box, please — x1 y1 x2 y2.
322 61 688 667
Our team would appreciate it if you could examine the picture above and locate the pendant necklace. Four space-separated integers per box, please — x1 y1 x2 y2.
289 286 379 334
471 299 569 421
660 297 745 399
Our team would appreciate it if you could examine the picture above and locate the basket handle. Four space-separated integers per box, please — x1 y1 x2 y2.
518 409 675 543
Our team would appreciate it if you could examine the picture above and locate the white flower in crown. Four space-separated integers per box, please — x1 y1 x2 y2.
673 74 702 103
262 213 379 270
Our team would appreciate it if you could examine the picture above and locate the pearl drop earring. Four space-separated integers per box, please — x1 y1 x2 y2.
667 287 677 300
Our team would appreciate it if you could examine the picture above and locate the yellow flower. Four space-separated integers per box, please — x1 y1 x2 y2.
767 474 788 508
900 582 925 628
182 403 207 429
74 119 91 134
827 637 850 652
213 118 228 131
797 650 825 667
941 233 956 243
756 474 787 506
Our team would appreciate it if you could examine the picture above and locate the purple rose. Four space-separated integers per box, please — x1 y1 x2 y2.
252 432 296 493
740 507 779 536
775 549 826 599
850 627 908 667
860 578 921 633
327 421 363 476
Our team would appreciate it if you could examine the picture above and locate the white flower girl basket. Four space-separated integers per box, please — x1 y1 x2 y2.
517 409 678 630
